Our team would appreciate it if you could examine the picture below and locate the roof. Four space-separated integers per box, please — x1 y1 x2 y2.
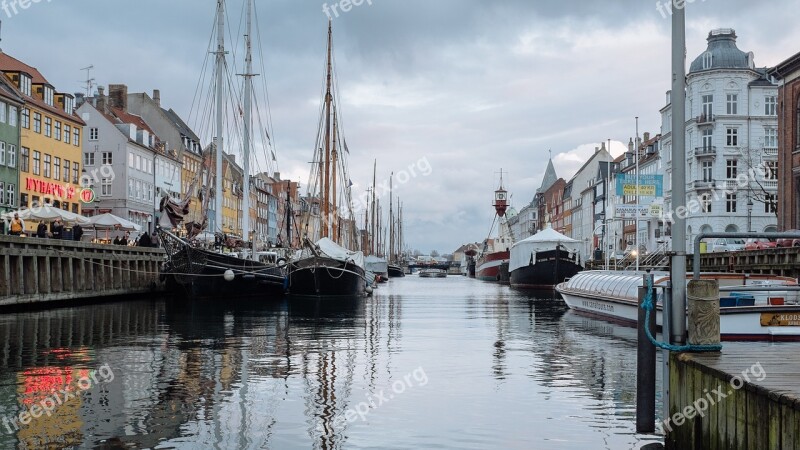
689 29 752 74
538 158 558 193
0 74 24 105
0 52 85 125
769 50 800 79
162 107 201 143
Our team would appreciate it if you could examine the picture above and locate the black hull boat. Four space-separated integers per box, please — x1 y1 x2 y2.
387 264 405 278
509 248 582 289
160 229 286 299
288 256 366 297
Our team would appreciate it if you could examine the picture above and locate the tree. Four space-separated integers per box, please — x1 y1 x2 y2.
431 250 440 257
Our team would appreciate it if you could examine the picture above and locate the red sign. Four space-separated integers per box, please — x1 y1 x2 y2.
80 188 95 204
26 177 76 199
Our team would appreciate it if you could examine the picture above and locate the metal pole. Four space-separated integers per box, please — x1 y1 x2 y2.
670 4 687 345
635 117 640 272
636 273 656 433
241 0 253 258
214 0 225 235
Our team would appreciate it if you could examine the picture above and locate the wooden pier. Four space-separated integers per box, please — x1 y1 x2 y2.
666 345 800 449
0 235 166 308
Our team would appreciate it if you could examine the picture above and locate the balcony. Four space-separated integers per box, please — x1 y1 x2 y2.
763 147 778 157
695 114 715 126
694 146 716 157
763 180 778 190
692 179 716 190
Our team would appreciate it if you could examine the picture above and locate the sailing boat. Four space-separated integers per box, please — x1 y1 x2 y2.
287 21 367 297
387 189 405 278
158 0 285 299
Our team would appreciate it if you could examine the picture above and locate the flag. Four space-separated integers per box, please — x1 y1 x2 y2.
348 179 353 188
344 139 350 154
271 151 277 161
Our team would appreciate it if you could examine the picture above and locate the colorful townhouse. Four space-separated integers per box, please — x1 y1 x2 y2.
0 74 24 222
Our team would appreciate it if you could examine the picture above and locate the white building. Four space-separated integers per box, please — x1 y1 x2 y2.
565 144 613 261
660 29 778 251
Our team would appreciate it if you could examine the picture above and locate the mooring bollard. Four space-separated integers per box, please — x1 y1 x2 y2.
687 280 720 346
636 274 657 433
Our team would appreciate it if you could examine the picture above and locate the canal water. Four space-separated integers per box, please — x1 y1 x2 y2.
0 275 665 449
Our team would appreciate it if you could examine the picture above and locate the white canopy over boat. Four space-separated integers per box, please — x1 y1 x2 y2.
365 255 389 274
298 237 365 269
510 226 581 273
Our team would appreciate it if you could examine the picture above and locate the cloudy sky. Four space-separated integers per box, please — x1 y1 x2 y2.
3 0 798 254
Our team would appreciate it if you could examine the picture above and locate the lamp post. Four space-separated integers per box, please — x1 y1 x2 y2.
747 197 753 233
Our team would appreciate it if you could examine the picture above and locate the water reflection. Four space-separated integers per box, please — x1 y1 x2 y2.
0 277 662 449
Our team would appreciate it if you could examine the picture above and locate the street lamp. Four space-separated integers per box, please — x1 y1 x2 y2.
747 197 754 233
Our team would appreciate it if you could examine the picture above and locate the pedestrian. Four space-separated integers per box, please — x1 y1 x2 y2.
51 219 64 239
73 223 83 242
137 231 152 247
9 213 24 236
36 222 47 238
120 232 129 246
113 236 122 245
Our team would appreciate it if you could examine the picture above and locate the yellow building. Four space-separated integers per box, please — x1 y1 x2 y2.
221 152 242 235
0 53 84 233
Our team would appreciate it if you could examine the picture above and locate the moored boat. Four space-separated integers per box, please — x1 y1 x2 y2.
419 268 447 278
476 172 515 282
509 226 583 289
556 271 800 341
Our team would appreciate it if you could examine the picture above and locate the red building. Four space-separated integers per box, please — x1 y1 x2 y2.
770 52 800 230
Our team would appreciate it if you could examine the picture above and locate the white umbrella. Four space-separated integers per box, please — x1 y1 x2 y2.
1 204 90 224
84 213 142 232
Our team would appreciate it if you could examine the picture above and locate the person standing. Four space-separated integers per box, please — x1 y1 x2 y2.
120 232 129 246
36 222 47 238
9 213 24 236
51 219 64 239
137 231 152 247
73 223 83 242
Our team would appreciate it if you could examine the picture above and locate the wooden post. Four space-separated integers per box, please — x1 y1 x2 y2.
687 279 720 346
637 274 657 433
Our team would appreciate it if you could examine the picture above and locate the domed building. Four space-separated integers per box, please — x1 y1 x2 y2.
660 29 778 251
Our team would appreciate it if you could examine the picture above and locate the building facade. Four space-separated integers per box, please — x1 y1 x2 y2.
660 29 778 251
770 51 800 230
0 76 24 220
0 52 84 234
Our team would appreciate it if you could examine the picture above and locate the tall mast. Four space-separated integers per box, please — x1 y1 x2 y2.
322 20 333 238
241 0 255 256
371 160 376 255
389 173 394 263
285 180 291 247
214 0 225 234
331 110 339 241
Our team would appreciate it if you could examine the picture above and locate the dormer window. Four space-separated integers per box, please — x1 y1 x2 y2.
44 86 54 106
19 75 31 96
64 97 74 114
702 52 713 70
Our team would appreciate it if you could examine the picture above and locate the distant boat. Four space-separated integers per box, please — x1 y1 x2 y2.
476 172 514 282
419 268 447 278
509 226 583 289
387 264 405 278
366 255 389 282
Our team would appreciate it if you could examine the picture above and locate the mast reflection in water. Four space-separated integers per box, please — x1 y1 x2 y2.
0 277 663 449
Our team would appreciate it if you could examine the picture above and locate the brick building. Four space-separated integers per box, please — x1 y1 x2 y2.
770 51 800 230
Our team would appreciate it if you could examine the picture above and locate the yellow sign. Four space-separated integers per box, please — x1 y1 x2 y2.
622 185 656 196
760 313 800 327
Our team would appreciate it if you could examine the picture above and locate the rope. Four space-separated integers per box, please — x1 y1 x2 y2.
640 276 722 352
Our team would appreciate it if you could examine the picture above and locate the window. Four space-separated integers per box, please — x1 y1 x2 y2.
129 152 134 167
726 94 738 115
21 108 29 129
44 87 53 106
9 106 17 127
63 160 70 182
20 75 31 96
726 194 737 213
6 184 14 207
0 182 4 206
702 52 713 70
102 152 112 165
726 160 738 179
765 160 778 180
0 142 5 166
702 94 713 118
20 193 28 209
54 121 61 141
54 157 61 179
84 152 95 166
33 151 40 175
128 179 134 199
64 125 71 143
765 194 777 213
701 129 713 150
101 178 112 197
43 154 51 178
765 96 777 116
72 204 78 214
72 165 79 184
20 147 29 172
89 127 98 141
136 155 142 171
0 102 6 123
8 144 15 168
726 128 738 147
73 128 80 146
765 127 778 148
44 117 52 137
33 113 41 133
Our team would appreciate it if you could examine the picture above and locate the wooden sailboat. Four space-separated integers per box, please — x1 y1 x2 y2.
157 0 285 299
287 21 367 297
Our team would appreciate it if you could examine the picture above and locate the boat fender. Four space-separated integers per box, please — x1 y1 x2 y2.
224 269 235 282
365 285 374 295
277 257 287 267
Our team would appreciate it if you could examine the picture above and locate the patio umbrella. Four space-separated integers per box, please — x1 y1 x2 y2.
84 213 142 232
1 204 90 224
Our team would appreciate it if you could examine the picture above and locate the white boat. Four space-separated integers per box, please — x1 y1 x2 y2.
419 269 447 278
556 271 800 341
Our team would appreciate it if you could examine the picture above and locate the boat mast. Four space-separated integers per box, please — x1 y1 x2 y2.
241 0 255 256
214 0 225 235
389 173 394 263
371 160 376 255
285 180 291 247
322 20 333 239
331 110 339 241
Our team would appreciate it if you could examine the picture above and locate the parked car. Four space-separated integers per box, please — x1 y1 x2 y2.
777 230 800 248
708 238 746 252
744 238 777 251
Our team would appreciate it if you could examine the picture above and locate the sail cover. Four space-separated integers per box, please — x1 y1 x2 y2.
365 256 389 274
316 237 365 269
509 227 581 273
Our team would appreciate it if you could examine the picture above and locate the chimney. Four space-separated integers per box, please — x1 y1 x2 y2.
109 84 128 111
153 89 161 107
644 132 651 142
96 86 106 111
628 138 634 153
